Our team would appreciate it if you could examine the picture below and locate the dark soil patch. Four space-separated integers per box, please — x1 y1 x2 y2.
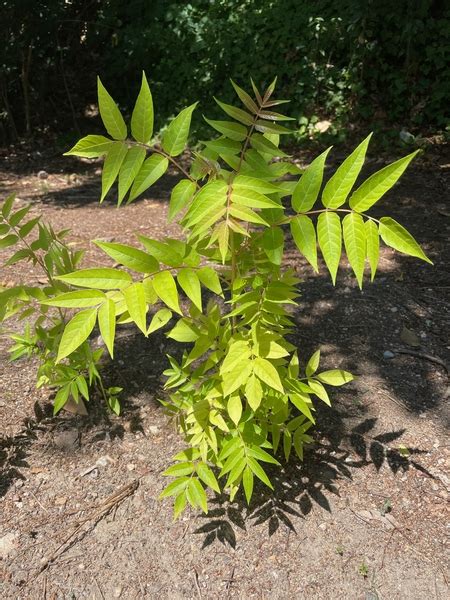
0 146 449 599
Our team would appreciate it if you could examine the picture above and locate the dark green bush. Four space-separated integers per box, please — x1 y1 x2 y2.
1 1 449 142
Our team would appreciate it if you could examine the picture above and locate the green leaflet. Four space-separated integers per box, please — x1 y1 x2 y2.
64 135 113 158
292 147 331 212
152 271 181 314
223 361 252 396
100 142 128 202
253 357 284 393
231 187 280 209
42 290 106 308
232 175 281 195
250 133 289 158
56 268 132 289
1 193 15 218
129 154 169 202
227 394 243 425
247 457 273 489
379 217 432 263
316 370 354 385
291 215 318 272
57 308 97 362
289 393 315 423
204 137 242 156
147 308 172 334
203 117 247 141
231 79 259 113
305 349 320 376
242 466 254 503
95 241 158 273
254 119 290 135
118 146 147 205
123 282 147 334
365 219 380 281
167 319 199 342
186 478 208 513
262 227 284 265
221 340 251 373
184 180 227 227
137 236 183 267
162 103 198 156
245 373 263 411
131 71 154 144
214 97 254 126
317 212 342 284
177 268 202 311
350 150 419 212
197 463 220 494
229 205 269 226
322 134 372 209
97 77 127 140
342 212 366 289
0 234 19 249
98 298 116 358
168 179 196 222
197 266 222 296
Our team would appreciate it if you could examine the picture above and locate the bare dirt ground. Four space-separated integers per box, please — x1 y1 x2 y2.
0 143 449 599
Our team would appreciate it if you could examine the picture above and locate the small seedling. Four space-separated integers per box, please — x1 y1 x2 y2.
359 561 369 578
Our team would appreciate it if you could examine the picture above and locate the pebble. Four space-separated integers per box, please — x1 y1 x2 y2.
127 463 136 471
113 586 123 598
148 425 159 435
0 533 19 558
390 307 398 312
383 350 395 359
37 170 48 179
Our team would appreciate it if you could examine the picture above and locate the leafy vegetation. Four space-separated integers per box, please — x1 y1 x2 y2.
1 1 448 142
0 73 431 516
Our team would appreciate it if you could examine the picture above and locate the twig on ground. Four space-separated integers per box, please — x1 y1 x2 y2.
34 479 139 578
193 568 202 598
391 348 448 373
94 576 105 600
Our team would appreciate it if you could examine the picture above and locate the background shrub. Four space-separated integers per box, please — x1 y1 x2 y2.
1 0 449 143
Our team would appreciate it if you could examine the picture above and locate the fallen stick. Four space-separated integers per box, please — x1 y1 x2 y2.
35 479 139 577
391 348 448 373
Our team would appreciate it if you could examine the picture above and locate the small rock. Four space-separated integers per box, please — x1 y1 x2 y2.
54 496 67 506
37 170 48 180
390 307 398 312
148 425 159 435
318 523 327 530
113 586 123 598
127 463 136 471
383 350 395 359
400 326 420 348
0 533 19 558
96 455 115 467
53 429 79 450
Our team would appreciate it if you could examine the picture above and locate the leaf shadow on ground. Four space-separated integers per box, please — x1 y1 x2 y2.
192 406 431 549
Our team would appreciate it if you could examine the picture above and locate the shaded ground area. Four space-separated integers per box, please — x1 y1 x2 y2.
0 145 449 599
